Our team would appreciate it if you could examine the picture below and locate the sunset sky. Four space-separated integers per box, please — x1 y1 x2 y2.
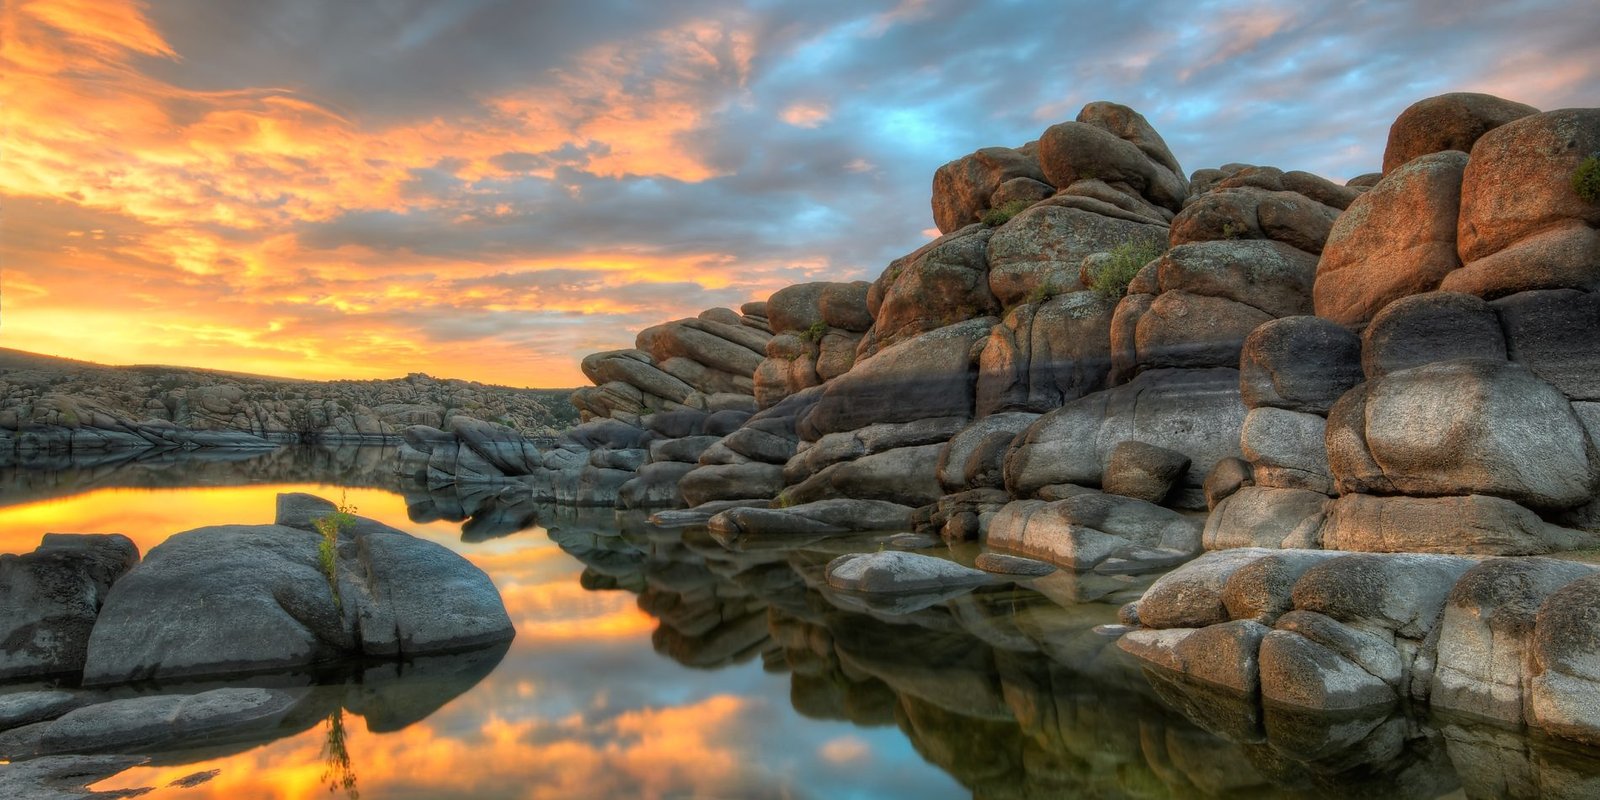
2 0 1594 387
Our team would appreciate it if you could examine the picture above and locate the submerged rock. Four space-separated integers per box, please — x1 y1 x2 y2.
825 551 991 594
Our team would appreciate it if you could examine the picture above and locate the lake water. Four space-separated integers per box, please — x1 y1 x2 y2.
3 446 1600 799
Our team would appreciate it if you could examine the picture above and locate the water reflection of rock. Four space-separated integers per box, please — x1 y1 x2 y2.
0 444 410 507
0 643 507 797
552 516 1600 799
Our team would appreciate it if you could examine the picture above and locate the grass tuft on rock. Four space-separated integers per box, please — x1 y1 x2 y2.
1091 240 1165 300
980 199 1033 227
313 495 358 610
798 321 828 343
1575 155 1600 203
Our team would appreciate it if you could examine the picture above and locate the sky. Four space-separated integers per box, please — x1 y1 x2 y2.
1 0 1595 388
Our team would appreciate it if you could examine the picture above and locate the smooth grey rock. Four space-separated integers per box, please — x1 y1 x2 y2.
1203 457 1254 510
1177 619 1272 695
1136 548 1276 629
805 318 995 436
826 552 990 594
1258 630 1398 711
1321 493 1598 555
1154 239 1319 318
1275 610 1404 687
1221 550 1344 625
976 291 1116 416
1240 407 1332 494
1334 359 1598 509
1290 553 1476 638
973 552 1057 577
707 499 915 536
1005 368 1246 502
8 688 299 758
0 534 138 681
936 412 1037 492
82 502 513 684
1202 485 1328 550
1239 316 1363 414
1434 558 1596 724
677 462 785 507
1494 288 1600 401
1361 291 1507 379
0 692 88 733
783 444 945 507
1101 440 1190 504
984 492 1202 570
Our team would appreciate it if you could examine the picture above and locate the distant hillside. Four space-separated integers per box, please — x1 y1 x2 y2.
0 348 581 443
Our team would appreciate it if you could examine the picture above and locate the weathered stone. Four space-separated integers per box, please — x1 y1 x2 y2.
1155 239 1319 318
932 145 1050 234
1290 553 1475 638
1241 407 1332 494
936 412 1037 492
985 492 1201 570
862 226 998 356
986 203 1167 307
976 291 1116 416
973 552 1057 577
0 692 88 733
1170 187 1340 254
806 318 995 436
80 511 513 685
0 534 138 682
783 444 945 507
1176 619 1272 695
1221 550 1343 625
826 552 991 594
1321 493 1598 555
1134 291 1273 370
1338 360 1597 508
1434 558 1596 724
1101 440 1190 504
1494 289 1600 400
1361 291 1507 378
617 461 696 509
1203 486 1328 550
677 462 785 507
1443 221 1600 299
1136 549 1276 629
1258 630 1397 712
7 688 298 758
1037 119 1188 211
1316 151 1471 325
580 350 695 403
637 321 765 377
1458 108 1600 264
1240 316 1363 414
988 175 1054 210
1203 457 1254 510
1078 100 1185 179
1530 572 1600 745
1383 92 1539 173
1006 367 1245 501
708 499 916 537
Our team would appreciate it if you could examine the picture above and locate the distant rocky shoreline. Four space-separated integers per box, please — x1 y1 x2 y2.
0 348 578 455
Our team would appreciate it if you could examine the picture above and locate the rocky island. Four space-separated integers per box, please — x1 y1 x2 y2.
401 91 1600 744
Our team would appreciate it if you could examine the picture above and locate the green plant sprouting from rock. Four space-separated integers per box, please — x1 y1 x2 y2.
1575 155 1600 203
1092 240 1165 300
798 321 829 343
313 494 357 610
981 198 1033 227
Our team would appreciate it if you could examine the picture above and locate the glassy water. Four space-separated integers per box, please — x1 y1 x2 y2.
4 446 1600 799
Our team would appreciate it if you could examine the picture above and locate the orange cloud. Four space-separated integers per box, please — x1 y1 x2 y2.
0 1 779 387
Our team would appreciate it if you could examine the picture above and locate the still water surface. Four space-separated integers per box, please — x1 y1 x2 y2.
3 446 1600 799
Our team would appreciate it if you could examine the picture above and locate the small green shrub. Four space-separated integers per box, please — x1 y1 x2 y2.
1575 155 1600 203
1220 222 1244 240
1025 283 1055 305
980 199 1033 227
313 495 357 610
798 321 828 343
1091 240 1166 300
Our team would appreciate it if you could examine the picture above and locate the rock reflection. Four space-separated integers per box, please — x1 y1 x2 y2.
0 444 408 508
546 510 1600 799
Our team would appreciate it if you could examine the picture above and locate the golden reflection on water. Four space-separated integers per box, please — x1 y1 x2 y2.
2 484 781 800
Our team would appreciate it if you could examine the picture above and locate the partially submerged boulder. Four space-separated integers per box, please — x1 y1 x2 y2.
79 494 514 685
0 535 138 682
826 551 991 594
